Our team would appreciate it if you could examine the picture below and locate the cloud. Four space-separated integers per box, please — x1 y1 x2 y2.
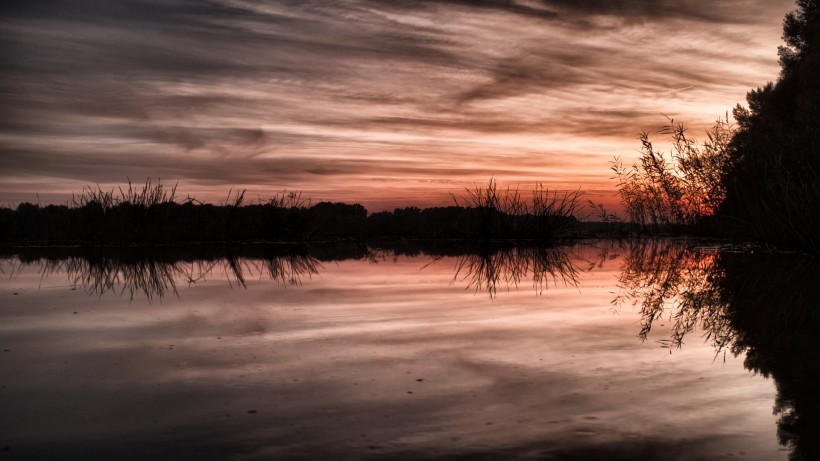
372 0 559 21
0 0 797 211
541 0 789 23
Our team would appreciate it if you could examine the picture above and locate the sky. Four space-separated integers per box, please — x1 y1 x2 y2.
0 0 797 212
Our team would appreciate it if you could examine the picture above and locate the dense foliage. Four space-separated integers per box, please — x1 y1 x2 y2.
721 0 820 249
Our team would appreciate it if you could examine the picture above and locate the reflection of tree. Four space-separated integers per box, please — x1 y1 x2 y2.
616 240 820 461
450 246 579 299
719 253 820 461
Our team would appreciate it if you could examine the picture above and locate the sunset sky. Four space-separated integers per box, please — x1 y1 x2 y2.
0 0 796 212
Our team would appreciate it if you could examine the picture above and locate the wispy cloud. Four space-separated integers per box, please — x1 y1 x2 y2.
0 0 796 210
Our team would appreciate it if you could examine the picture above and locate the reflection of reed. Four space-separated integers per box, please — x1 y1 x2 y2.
65 257 183 300
30 252 322 301
451 246 578 298
613 240 732 351
261 254 321 285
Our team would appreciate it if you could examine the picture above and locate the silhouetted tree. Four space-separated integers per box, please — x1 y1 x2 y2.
722 0 820 249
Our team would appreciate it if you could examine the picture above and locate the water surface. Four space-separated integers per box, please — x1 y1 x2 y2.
1 241 814 460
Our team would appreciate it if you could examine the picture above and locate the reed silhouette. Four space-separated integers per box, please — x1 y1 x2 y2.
0 180 331 244
452 179 582 240
612 117 732 232
615 240 820 460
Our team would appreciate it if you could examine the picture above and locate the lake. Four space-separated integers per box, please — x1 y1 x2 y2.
1 240 817 460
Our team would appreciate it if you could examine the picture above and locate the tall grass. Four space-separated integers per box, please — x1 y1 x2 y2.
453 178 582 240
70 178 180 209
612 117 732 231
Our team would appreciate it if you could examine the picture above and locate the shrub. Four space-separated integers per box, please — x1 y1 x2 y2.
612 116 732 231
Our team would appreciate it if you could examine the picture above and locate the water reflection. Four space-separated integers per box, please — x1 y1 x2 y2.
616 240 820 461
3 243 585 301
1 244 363 300
613 240 732 351
1 241 814 459
448 246 579 298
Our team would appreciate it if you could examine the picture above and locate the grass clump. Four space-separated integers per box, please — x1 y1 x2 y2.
452 178 581 240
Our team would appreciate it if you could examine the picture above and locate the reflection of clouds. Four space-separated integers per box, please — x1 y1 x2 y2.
0 250 782 459
0 0 794 210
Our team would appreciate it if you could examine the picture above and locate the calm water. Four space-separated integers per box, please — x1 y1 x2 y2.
1 241 817 460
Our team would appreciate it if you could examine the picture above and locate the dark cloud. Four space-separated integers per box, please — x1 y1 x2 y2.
372 0 558 21
454 52 600 103
0 143 539 187
369 0 790 27
542 0 786 23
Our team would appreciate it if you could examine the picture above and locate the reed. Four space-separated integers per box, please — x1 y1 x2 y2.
612 116 732 232
453 178 581 240
0 179 327 244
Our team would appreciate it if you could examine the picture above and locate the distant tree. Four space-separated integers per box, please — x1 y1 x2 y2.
308 202 367 238
722 0 820 249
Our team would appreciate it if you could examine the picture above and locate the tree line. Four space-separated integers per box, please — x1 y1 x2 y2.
0 180 579 244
